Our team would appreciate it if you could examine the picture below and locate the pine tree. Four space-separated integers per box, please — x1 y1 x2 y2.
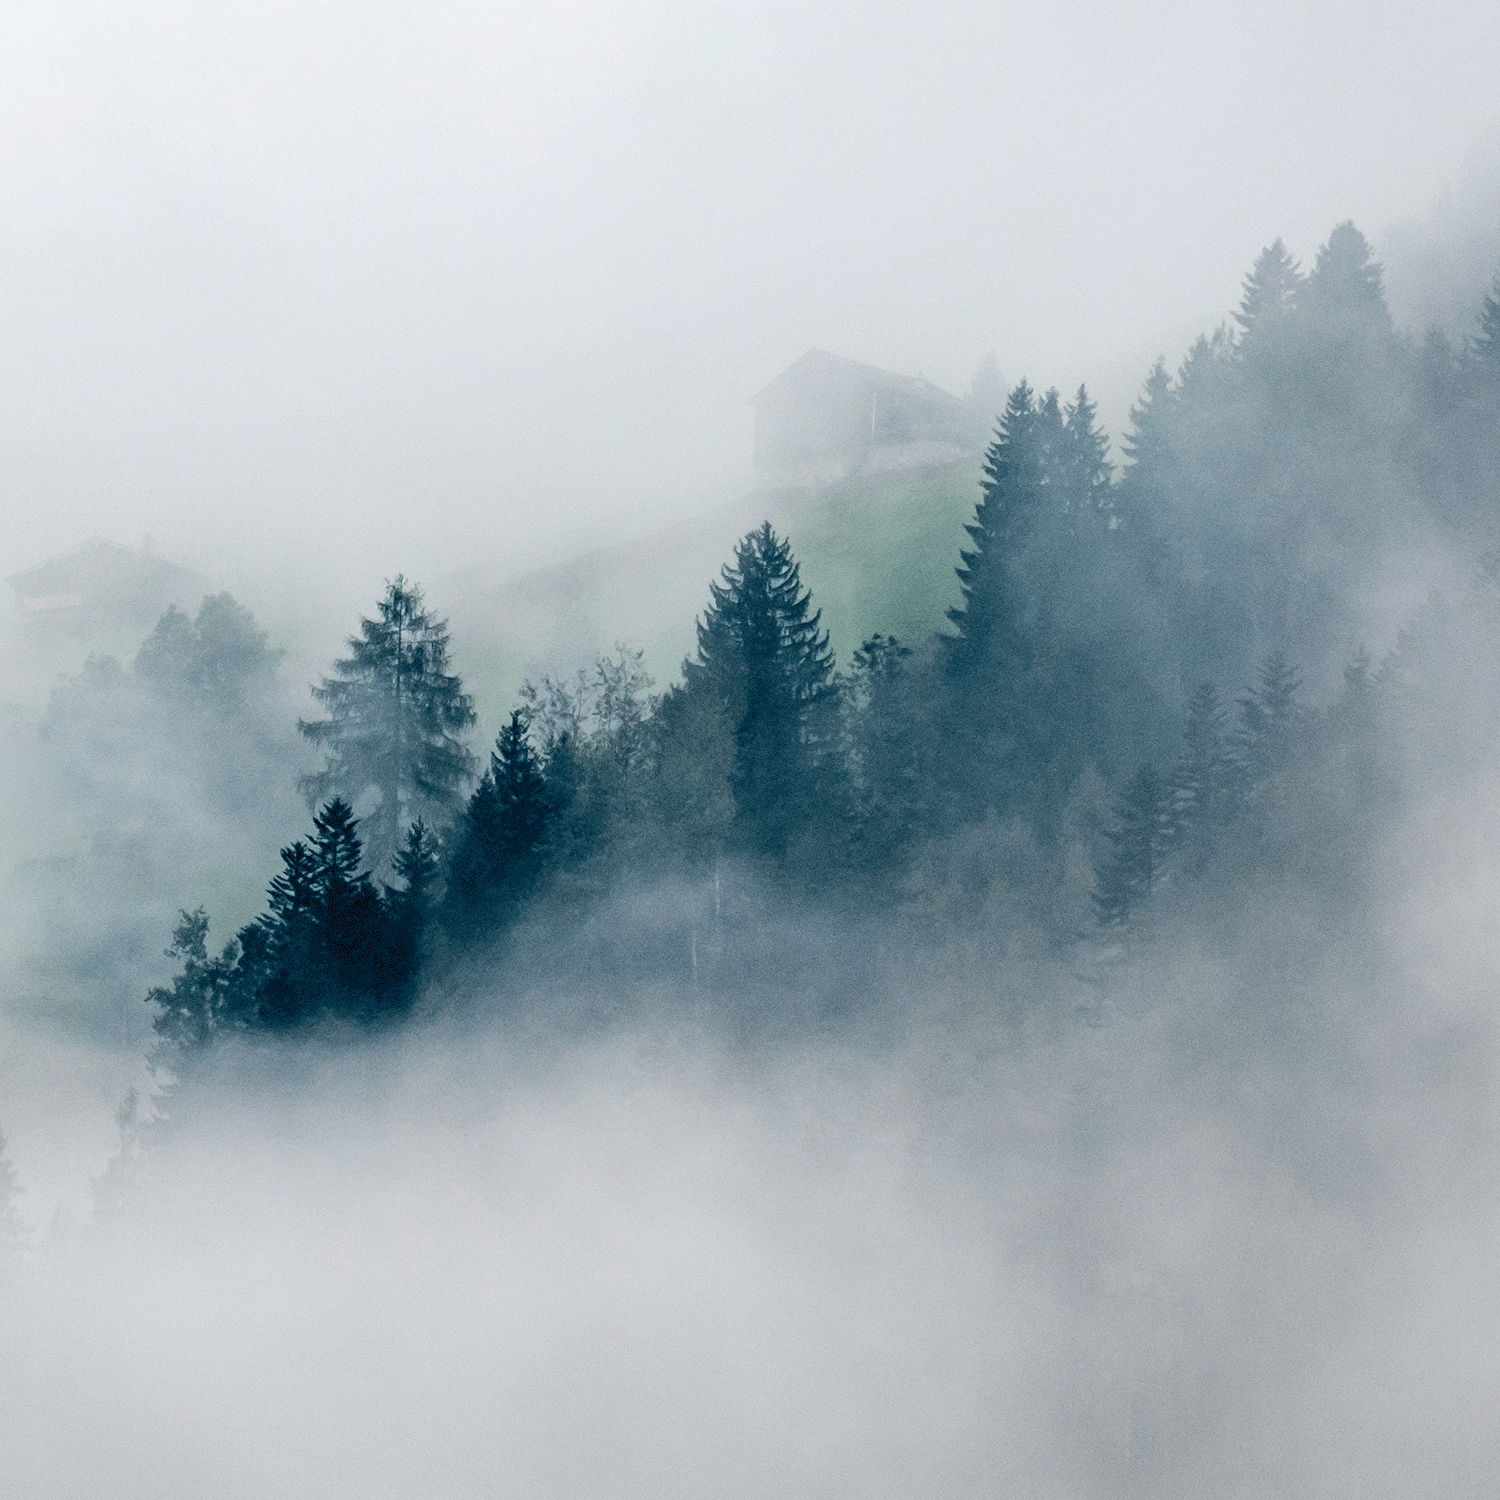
299 577 476 867
147 908 240 1046
945 380 1048 675
1060 384 1113 516
1238 650 1302 786
1169 682 1237 869
307 799 386 1000
847 633 932 869
943 379 1081 822
685 522 842 863
1302 221 1390 331
445 711 551 936
385 819 439 986
1093 764 1173 925
1234 238 1304 337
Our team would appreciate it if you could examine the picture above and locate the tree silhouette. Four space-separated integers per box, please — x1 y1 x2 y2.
299 577 476 867
685 522 843 863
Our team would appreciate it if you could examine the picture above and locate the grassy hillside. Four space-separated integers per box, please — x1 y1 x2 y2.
443 458 983 735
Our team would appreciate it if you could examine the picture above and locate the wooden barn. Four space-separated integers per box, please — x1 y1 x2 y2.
751 349 972 482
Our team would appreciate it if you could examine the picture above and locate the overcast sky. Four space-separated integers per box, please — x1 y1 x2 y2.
3 0 1499 595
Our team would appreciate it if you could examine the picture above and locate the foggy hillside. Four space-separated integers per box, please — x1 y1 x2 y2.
6 5 1500 1498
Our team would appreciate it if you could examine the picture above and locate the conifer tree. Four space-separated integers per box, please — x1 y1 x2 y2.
1060 384 1113 515
386 819 439 982
299 577 476 867
685 522 842 863
1237 650 1303 786
1302 221 1390 331
847 633 931 868
445 711 551 935
147 908 239 1046
1170 682 1237 870
1093 764 1173 925
945 380 1048 676
1234 238 1304 337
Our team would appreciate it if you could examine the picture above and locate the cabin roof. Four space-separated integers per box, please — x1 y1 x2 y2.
751 348 963 408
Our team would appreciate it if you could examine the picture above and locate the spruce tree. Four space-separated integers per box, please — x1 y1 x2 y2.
684 522 842 863
944 380 1048 677
1093 764 1173 926
1234 238 1304 338
445 711 551 937
1238 650 1303 786
943 379 1078 823
1060 384 1113 516
1302 221 1390 332
848 633 931 869
1169 682 1237 870
299 577 476 867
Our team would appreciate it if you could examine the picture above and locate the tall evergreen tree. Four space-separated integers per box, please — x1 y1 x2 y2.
684 523 843 864
1238 650 1303 785
847 633 933 871
1234 238 1304 337
1061 384 1113 516
1169 682 1238 871
1302 221 1390 331
445 711 551 936
945 380 1048 676
299 577 476 867
1093 764 1173 926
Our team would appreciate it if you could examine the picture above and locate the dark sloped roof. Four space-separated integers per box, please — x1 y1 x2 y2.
751 348 963 408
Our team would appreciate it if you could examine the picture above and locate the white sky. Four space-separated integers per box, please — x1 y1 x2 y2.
2 0 1498 599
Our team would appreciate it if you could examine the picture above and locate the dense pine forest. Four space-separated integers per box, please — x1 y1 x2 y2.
125 221 1500 1050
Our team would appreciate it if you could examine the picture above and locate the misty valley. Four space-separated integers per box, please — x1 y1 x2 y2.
6 224 1500 1497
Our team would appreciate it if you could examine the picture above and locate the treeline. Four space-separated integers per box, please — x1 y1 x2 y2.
146 225 1500 1040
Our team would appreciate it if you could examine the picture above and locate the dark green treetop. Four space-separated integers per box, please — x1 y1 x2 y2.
685 522 842 864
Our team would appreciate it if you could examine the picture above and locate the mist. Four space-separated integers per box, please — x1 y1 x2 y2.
6 2 1500 1496
5 0 1500 594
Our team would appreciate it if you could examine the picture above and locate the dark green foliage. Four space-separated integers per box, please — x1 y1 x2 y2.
943 376 1160 831
137 219 1500 1032
148 908 243 1047
148 800 427 1043
444 712 552 940
684 522 846 866
1093 765 1173 926
299 577 477 868
847 634 934 872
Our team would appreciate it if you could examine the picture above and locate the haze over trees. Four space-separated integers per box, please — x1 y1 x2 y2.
134 222 1500 1041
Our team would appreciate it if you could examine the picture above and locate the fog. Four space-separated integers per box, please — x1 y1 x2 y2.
5 3 1500 1495
4 0 1500 594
